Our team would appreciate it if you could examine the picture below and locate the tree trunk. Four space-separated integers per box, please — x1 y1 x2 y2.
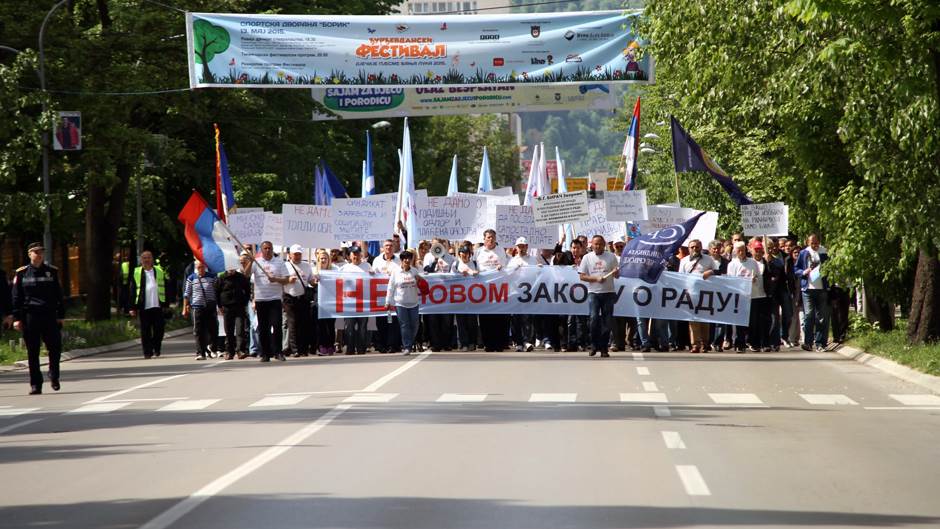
83 164 131 321
863 287 894 332
907 248 940 343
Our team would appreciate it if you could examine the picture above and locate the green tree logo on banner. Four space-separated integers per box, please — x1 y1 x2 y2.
193 19 230 83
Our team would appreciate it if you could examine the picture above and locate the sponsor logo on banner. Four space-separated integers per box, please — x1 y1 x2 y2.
322 87 406 112
480 34 500 40
564 30 575 40
396 24 409 32
575 32 614 41
440 22 447 30
565 54 582 63
493 57 504 66
530 25 541 38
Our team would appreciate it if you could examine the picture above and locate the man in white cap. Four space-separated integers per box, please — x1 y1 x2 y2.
507 237 536 351
283 244 315 357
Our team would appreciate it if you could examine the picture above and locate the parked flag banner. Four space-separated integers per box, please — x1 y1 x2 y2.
282 204 333 250
620 212 705 284
317 267 750 326
573 199 627 242
177 191 242 274
312 84 621 120
331 193 398 242
262 212 284 248
495 205 557 248
639 206 718 247
741 202 789 236
604 190 648 222
228 211 265 244
532 190 590 227
670 116 753 206
187 11 651 89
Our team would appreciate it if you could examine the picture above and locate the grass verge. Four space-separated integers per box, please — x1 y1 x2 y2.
846 317 940 377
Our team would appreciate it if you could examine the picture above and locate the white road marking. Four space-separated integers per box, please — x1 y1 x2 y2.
85 374 188 404
0 408 39 418
436 393 488 403
158 399 221 412
249 395 309 407
620 392 668 403
676 465 711 496
864 406 940 411
529 393 577 403
138 348 431 529
343 393 398 404
642 381 659 392
708 393 764 405
106 398 190 403
661 431 686 449
636 367 650 376
0 418 41 435
889 394 940 406
632 352 645 361
68 402 132 414
266 390 360 396
800 394 858 406
653 405 672 417
362 352 431 392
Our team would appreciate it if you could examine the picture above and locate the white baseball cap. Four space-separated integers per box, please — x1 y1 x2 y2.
515 237 528 246
289 244 304 254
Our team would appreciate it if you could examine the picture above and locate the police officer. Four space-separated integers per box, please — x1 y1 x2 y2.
12 243 65 395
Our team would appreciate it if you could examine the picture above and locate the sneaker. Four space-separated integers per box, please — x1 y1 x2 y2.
589 349 598 357
225 353 234 360
600 351 610 358
237 352 248 359
402 349 411 356
459 346 469 352
196 353 207 361
545 345 555 352
815 345 826 352
543 342 553 351
800 344 813 352
761 347 772 352
524 342 534 352
514 345 524 352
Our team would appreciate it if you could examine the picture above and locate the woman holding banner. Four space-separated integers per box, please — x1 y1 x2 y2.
313 249 337 356
385 250 422 355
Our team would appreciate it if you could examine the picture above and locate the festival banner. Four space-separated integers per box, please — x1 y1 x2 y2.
741 202 789 236
495 205 557 248
317 267 751 326
312 84 621 119
331 193 397 241
282 204 332 249
187 11 651 89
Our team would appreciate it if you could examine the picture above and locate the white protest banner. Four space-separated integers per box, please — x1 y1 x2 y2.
331 193 397 242
532 190 590 227
228 212 265 244
416 194 487 240
282 204 332 249
604 190 648 221
233 207 264 214
317 267 750 326
741 202 789 236
495 205 557 248
639 206 718 246
573 199 627 242
452 192 520 243
483 187 515 197
261 212 284 248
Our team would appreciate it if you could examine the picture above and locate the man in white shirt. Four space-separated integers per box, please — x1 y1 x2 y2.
372 239 402 353
126 250 168 359
476 229 509 351
578 235 620 357
251 241 295 362
679 239 717 353
341 246 374 354
727 241 767 352
283 244 315 357
506 237 536 351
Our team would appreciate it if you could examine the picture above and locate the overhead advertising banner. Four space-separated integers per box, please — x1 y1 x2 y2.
312 84 621 120
317 267 751 326
186 11 651 89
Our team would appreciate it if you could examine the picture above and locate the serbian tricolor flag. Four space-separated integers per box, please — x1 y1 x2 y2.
622 96 640 191
214 124 236 222
670 116 753 206
178 191 242 274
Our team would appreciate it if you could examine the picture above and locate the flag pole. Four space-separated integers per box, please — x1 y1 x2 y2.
197 191 272 279
674 171 681 206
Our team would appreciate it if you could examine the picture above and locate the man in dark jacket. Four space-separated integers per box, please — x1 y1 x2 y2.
1 266 12 331
215 253 252 360
763 239 788 351
126 250 169 359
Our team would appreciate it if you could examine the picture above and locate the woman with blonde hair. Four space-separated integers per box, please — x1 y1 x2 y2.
313 248 338 356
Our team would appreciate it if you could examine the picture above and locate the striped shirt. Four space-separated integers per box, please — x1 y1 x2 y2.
184 273 217 307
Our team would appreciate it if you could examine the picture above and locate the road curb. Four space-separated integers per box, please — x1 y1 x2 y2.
834 344 940 395
1 328 191 372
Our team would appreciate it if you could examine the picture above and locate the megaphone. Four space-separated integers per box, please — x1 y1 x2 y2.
430 242 447 259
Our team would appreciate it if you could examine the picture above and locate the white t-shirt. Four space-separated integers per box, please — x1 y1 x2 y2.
341 261 373 274
727 257 765 299
373 254 401 275
283 260 314 298
143 268 159 309
679 254 717 275
251 256 286 302
423 253 455 273
578 251 619 293
475 246 506 272
387 268 420 308
507 253 537 270
456 259 478 274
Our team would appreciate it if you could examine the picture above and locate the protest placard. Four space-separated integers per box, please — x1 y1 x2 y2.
639 206 718 246
416 194 487 240
532 190 590 227
604 190 648 221
495 205 557 248
741 202 788 236
281 204 332 249
451 192 520 243
261 213 284 248
573 200 627 242
331 193 397 242
233 207 263 214
482 187 515 197
228 212 265 244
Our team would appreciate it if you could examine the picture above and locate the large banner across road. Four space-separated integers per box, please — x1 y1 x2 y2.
317 267 751 326
187 11 651 89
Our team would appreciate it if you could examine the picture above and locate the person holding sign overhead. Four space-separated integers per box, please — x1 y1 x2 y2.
578 235 619 358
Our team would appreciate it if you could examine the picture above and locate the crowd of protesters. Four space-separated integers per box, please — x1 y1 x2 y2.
155 228 847 361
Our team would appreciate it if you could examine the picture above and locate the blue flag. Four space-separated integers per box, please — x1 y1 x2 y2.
670 116 753 206
619 212 705 284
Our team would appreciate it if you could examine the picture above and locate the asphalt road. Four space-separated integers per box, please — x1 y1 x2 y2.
1 333 939 529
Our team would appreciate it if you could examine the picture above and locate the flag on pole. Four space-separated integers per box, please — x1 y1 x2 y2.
537 142 549 198
362 131 380 257
214 124 236 222
396 118 418 249
555 146 574 250
446 154 459 196
477 146 493 193
670 116 753 206
178 190 242 274
622 97 640 191
321 159 349 200
523 144 541 206
619 211 705 284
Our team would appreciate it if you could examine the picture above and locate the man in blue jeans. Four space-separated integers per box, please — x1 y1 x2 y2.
578 235 620 357
794 233 830 352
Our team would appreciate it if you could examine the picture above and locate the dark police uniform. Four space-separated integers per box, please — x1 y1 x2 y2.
12 248 65 394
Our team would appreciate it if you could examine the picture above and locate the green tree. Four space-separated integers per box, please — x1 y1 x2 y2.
192 20 231 83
